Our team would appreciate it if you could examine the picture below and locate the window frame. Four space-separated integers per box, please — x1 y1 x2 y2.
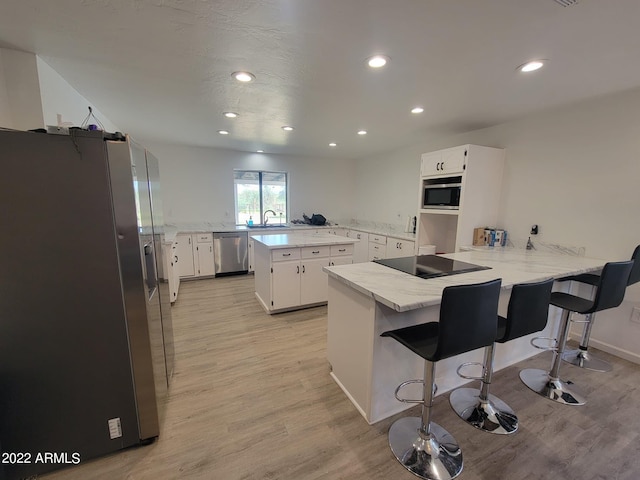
233 169 289 226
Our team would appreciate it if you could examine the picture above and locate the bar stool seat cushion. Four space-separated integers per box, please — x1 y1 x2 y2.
550 291 594 314
381 322 439 360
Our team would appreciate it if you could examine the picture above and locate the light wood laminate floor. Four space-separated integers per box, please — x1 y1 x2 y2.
42 275 640 479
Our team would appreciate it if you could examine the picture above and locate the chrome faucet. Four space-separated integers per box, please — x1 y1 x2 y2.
263 210 276 225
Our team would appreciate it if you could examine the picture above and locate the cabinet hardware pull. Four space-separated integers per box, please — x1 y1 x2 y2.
302 265 305 273
283 253 291 256
339 248 346 252
312 250 320 254
297 265 300 274
174 256 178 263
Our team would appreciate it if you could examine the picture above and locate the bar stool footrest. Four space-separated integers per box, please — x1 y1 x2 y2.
455 362 485 381
530 336 557 351
394 379 438 404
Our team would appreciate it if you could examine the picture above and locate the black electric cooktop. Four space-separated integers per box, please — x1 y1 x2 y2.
374 255 490 279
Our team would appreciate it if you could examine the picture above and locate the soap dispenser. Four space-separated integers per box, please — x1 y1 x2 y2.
248 216 253 226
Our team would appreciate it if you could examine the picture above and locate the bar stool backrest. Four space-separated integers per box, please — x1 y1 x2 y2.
433 278 502 362
498 278 554 343
588 260 635 313
627 245 640 286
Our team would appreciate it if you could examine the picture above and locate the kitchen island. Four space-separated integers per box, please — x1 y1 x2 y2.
253 233 358 313
323 248 607 424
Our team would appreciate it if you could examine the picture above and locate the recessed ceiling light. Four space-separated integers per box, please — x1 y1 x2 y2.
357 130 367 135
329 143 337 147
257 150 264 153
217 130 229 135
518 60 545 73
232 71 255 82
411 107 424 114
282 126 294 131
224 112 238 118
367 55 389 68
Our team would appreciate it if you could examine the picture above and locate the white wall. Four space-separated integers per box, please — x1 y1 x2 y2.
36 57 120 132
354 87 640 360
141 140 357 226
0 48 44 129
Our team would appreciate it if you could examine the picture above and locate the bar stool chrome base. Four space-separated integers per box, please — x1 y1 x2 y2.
561 348 612 372
388 416 463 480
519 368 586 406
449 388 518 434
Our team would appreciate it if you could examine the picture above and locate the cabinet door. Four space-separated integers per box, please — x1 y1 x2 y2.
176 234 195 277
386 238 416 258
300 257 329 305
196 242 215 276
421 146 466 176
271 261 301 310
351 231 369 263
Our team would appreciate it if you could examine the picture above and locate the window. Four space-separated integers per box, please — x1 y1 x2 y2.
234 170 288 225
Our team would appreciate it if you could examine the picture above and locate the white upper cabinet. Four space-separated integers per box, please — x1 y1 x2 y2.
420 145 467 177
417 144 505 254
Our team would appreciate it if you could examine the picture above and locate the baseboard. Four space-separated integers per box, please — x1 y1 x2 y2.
568 333 640 365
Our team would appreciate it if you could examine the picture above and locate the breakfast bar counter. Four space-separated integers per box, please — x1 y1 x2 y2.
323 249 607 424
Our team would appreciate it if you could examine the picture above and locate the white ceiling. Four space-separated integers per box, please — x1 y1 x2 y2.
1 0 640 159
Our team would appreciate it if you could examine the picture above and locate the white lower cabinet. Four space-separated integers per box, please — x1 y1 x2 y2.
194 241 215 276
177 233 215 278
368 234 387 261
347 230 369 263
176 234 195 277
300 257 329 305
385 237 416 258
272 260 302 310
255 242 353 313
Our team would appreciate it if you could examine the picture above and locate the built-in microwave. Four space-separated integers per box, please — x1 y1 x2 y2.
422 176 462 209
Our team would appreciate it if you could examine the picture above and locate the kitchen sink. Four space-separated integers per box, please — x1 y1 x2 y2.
247 224 288 228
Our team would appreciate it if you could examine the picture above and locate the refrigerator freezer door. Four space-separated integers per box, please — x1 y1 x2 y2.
107 139 166 440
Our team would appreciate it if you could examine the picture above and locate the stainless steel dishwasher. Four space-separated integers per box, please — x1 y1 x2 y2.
213 232 248 275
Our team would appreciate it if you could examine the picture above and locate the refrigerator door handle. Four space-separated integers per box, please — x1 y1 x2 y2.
144 242 158 298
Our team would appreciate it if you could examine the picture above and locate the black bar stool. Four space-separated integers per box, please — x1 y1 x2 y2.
520 260 634 406
449 278 554 435
556 245 639 372
380 278 502 480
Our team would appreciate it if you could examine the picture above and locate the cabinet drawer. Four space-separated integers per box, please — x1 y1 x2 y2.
330 244 353 256
301 245 330 259
196 233 213 243
272 248 301 262
369 234 387 245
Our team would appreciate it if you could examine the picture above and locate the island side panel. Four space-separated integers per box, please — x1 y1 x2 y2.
327 277 376 421
254 241 272 311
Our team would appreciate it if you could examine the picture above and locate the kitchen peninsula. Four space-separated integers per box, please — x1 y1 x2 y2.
323 248 607 424
253 233 358 313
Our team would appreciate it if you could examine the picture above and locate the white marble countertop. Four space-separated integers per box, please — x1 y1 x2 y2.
324 249 609 312
162 221 416 244
253 232 358 249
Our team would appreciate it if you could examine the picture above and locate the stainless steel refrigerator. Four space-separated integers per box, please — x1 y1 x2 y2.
0 129 174 479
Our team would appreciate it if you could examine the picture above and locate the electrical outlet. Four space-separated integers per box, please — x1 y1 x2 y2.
630 307 640 324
